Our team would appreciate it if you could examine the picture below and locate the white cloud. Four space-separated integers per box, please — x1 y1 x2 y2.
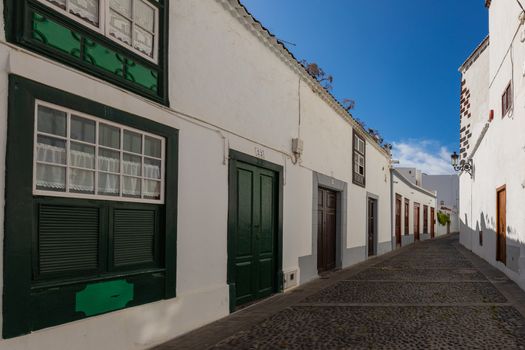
391 139 455 175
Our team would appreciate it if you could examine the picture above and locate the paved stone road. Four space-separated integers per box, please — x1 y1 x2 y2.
155 234 525 349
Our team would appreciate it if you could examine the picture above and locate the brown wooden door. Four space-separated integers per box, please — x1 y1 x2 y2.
395 195 402 247
430 207 435 238
404 199 410 236
318 188 337 273
423 205 428 234
496 186 507 264
368 198 377 256
414 203 420 241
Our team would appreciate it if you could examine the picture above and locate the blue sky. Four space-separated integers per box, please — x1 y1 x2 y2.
241 0 488 174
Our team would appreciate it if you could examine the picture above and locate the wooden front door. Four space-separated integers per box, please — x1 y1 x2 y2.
414 203 420 241
318 188 337 273
423 206 428 234
368 198 377 256
395 195 402 247
496 186 507 264
404 199 410 237
430 207 435 238
231 161 278 307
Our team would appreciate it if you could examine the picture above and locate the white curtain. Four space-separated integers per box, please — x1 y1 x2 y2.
99 155 120 173
71 148 95 169
144 163 160 179
123 176 141 196
36 164 66 190
70 169 94 193
36 142 162 198
98 173 120 195
123 159 141 176
37 143 66 164
143 180 160 198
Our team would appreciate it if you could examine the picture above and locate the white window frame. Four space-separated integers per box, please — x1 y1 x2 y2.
355 153 365 176
33 100 166 204
353 133 366 178
36 0 159 63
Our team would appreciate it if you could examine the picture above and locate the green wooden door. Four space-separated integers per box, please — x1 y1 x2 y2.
232 161 277 307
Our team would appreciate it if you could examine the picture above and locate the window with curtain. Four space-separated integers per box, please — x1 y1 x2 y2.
34 101 165 203
353 131 366 187
38 0 158 61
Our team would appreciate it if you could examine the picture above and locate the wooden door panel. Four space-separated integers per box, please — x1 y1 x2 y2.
423 206 428 234
497 188 506 264
414 204 420 241
318 188 337 273
232 161 277 307
368 198 377 256
430 208 435 238
325 211 337 270
404 200 409 236
235 261 254 304
259 174 275 255
317 208 324 271
257 257 274 296
236 168 254 258
395 196 401 246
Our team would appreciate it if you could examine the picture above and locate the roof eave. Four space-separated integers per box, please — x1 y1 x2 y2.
218 0 392 158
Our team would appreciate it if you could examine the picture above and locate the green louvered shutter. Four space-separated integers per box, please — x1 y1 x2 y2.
38 205 99 275
113 209 157 267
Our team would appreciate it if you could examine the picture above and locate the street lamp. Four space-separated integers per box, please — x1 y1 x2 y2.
451 151 473 177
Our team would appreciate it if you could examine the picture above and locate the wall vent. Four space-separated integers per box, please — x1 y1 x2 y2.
283 269 298 289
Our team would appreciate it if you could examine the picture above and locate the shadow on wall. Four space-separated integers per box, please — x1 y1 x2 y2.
460 213 522 278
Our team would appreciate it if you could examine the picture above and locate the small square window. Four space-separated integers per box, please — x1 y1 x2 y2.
502 82 512 117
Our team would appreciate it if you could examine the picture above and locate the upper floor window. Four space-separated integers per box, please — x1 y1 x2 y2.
34 101 165 203
353 131 366 187
502 82 512 117
38 0 158 62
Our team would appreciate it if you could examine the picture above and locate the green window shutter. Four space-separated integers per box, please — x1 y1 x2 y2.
113 209 157 267
38 205 99 275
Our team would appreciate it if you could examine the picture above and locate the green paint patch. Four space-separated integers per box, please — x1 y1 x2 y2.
75 280 134 316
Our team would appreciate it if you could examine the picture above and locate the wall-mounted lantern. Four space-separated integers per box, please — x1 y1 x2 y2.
451 151 473 177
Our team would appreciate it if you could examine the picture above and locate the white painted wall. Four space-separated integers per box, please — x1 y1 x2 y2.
0 0 393 348
422 174 459 233
460 1 525 291
396 167 422 186
393 171 437 240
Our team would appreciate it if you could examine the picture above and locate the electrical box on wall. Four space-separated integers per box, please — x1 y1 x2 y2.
283 269 298 289
292 138 304 156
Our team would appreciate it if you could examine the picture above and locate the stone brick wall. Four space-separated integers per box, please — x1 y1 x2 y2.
459 79 472 160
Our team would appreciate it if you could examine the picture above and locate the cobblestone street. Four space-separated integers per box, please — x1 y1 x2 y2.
156 235 525 349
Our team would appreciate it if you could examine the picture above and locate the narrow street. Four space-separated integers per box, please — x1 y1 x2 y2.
157 234 525 349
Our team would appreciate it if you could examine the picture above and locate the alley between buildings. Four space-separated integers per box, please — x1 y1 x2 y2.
156 234 525 349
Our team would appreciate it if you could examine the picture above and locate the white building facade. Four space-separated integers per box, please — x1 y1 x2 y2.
422 174 460 236
459 0 525 292
0 0 393 349
392 169 437 248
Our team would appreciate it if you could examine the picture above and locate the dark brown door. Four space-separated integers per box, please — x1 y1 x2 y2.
414 203 420 241
430 207 435 238
496 186 507 264
404 199 410 236
368 198 377 256
318 188 337 273
423 205 428 234
395 195 402 247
